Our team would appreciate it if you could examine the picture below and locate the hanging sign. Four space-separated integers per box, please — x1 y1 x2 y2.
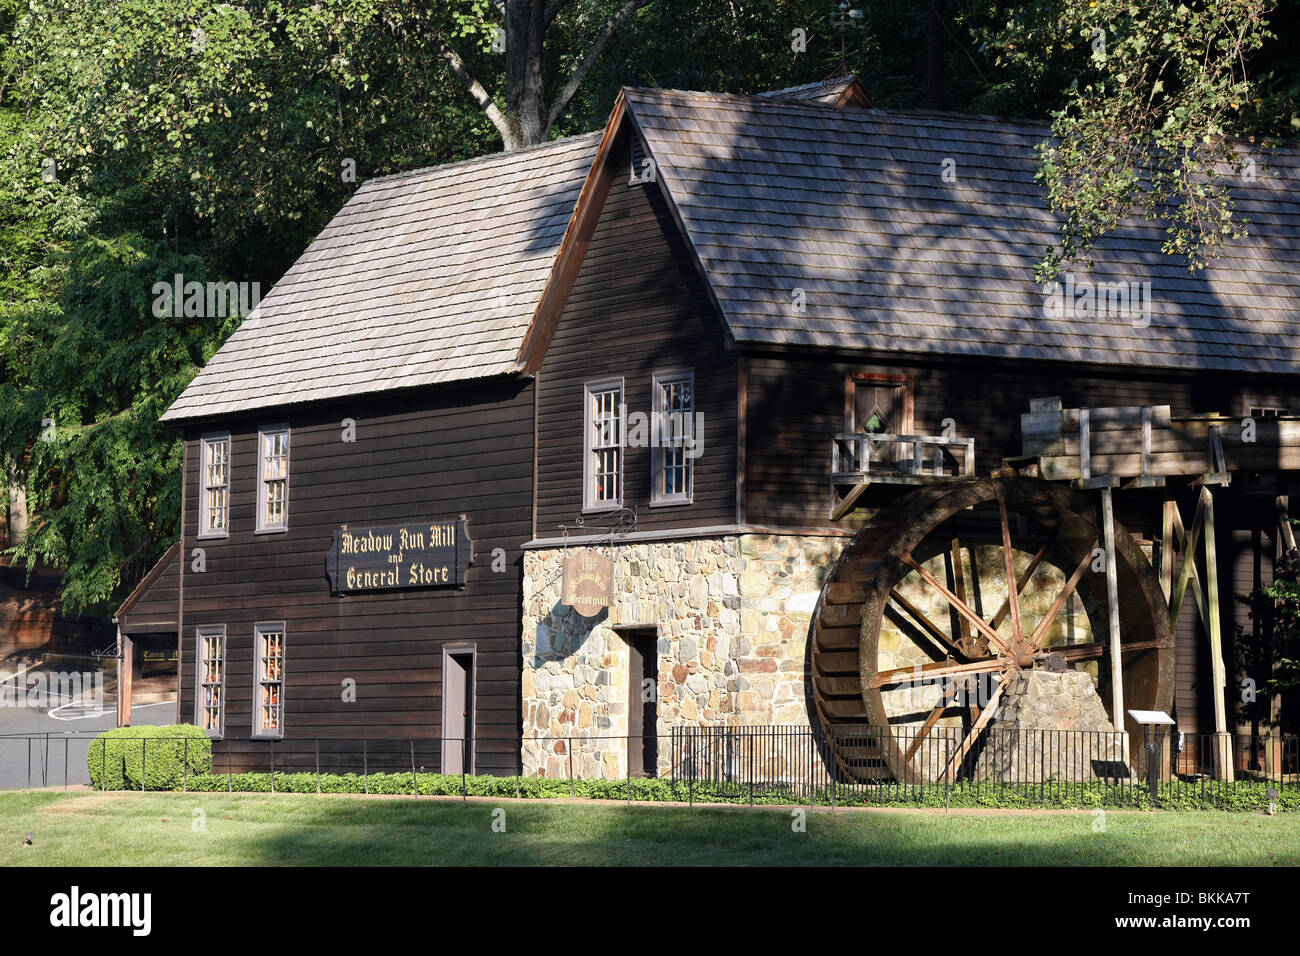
326 518 472 595
562 548 612 616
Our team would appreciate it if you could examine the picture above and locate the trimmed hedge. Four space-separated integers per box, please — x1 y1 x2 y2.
88 725 213 790
166 767 1299 811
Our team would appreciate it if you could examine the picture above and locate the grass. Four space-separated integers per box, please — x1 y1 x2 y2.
1 790 1299 865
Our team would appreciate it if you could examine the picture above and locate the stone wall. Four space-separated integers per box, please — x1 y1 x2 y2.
521 533 846 778
972 669 1129 783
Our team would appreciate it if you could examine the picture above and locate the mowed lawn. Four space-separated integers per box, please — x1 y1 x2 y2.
1 790 1298 866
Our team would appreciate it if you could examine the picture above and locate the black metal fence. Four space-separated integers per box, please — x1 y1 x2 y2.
3 725 1298 809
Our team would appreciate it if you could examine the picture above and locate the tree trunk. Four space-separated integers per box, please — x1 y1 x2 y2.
504 0 549 148
926 0 946 111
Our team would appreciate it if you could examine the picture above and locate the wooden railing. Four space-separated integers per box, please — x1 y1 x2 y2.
831 432 975 482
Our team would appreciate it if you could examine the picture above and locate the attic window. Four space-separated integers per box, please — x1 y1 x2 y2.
628 135 656 185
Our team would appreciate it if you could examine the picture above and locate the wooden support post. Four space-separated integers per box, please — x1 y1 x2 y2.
1100 487 1125 738
1161 498 1175 602
116 631 133 728
1200 487 1234 781
1141 406 1152 479
1079 408 1092 480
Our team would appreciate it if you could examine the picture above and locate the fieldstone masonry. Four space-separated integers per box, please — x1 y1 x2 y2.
521 533 846 778
973 669 1129 783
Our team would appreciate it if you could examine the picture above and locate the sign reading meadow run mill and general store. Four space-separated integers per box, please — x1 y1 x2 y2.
326 518 472 595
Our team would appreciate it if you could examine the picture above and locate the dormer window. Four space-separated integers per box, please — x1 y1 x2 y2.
256 426 290 533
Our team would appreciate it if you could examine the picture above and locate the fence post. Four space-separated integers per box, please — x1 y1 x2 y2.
944 735 951 813
183 738 189 793
363 739 369 795
410 739 418 798
315 739 321 795
26 737 30 791
141 738 146 792
64 737 69 791
44 731 49 788
226 743 232 793
829 729 837 812
462 737 468 802
568 738 574 801
100 739 106 792
688 738 694 808
270 739 276 794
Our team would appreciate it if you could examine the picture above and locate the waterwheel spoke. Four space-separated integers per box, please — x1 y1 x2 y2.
996 487 1024 643
948 537 974 650
1027 538 1099 652
901 554 1012 656
989 540 1049 631
904 679 960 763
941 672 1011 781
868 657 1003 689
887 588 970 660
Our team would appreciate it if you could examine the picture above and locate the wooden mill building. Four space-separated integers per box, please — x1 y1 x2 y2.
120 76 1300 780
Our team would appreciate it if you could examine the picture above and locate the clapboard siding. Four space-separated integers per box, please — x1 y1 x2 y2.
535 137 737 535
178 379 532 774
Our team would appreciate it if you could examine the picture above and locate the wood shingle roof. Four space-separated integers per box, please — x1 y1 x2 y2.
164 84 1300 422
622 87 1300 373
161 132 600 422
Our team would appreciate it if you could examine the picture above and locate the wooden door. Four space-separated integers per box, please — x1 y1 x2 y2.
849 375 912 435
624 629 658 777
441 648 475 773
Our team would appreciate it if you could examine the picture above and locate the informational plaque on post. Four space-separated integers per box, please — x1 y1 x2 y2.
326 518 472 594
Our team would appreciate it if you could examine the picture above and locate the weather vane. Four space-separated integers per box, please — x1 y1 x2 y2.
828 1 864 81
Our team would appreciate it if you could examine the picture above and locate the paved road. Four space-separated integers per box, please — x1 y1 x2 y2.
0 700 174 790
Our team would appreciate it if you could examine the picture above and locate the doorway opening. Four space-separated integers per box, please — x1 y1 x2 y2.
620 628 659 777
441 646 476 774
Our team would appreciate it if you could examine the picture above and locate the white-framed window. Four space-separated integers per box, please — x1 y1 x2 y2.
583 379 623 511
198 434 230 538
195 625 226 737
252 622 285 738
651 370 694 505
256 425 290 533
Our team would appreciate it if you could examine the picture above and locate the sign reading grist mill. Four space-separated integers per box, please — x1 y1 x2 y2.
326 518 472 595
561 548 613 616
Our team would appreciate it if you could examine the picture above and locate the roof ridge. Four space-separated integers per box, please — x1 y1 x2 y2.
621 85 1053 130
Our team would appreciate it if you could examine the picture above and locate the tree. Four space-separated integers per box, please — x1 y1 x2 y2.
431 0 656 148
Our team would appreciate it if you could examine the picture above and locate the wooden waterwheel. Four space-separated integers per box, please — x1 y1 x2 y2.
809 478 1175 783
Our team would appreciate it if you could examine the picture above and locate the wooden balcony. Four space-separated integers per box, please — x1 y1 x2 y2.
830 432 976 518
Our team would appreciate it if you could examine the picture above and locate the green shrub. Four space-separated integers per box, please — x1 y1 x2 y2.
88 724 213 790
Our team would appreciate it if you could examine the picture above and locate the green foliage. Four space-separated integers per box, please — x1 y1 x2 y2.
1026 0 1275 280
87 724 213 790
169 766 1296 811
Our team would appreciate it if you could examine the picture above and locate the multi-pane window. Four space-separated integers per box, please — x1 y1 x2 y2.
652 371 694 504
584 381 623 510
199 435 230 536
256 426 290 531
195 626 225 736
254 623 285 738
